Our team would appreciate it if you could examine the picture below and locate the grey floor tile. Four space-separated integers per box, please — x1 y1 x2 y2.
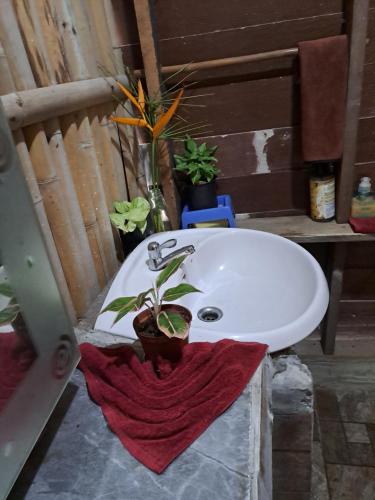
319 419 350 464
348 443 375 466
315 387 341 420
338 389 375 424
344 422 371 443
313 410 321 442
327 464 375 500
311 441 330 500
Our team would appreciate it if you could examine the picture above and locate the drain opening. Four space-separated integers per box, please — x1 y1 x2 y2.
197 307 223 322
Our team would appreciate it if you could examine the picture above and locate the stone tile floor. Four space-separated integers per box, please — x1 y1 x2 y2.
305 357 375 500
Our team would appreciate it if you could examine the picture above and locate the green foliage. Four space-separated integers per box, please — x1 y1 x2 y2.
161 283 201 302
157 310 188 338
0 282 19 326
101 255 201 339
109 197 150 235
156 255 186 288
174 135 220 185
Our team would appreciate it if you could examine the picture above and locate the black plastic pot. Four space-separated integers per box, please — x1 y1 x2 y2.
186 180 217 211
120 215 153 257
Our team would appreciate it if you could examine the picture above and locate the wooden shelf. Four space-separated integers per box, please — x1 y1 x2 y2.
236 214 375 243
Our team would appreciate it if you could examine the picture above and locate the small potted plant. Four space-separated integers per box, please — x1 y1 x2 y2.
109 196 152 256
0 281 29 342
174 135 220 211
100 255 201 364
0 282 20 327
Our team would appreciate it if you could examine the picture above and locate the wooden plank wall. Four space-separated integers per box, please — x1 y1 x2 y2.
0 0 135 321
119 0 375 324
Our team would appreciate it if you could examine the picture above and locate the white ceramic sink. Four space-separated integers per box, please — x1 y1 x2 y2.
95 228 329 352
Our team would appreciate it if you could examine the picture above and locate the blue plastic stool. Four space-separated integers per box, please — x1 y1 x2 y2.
181 194 236 229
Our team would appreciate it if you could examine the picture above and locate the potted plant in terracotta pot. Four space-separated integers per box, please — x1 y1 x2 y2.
100 255 201 364
109 196 152 257
174 135 220 211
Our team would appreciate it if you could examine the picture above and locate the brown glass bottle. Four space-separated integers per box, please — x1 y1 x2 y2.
309 162 335 222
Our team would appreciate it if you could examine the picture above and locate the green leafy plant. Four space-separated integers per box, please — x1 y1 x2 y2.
109 197 150 235
101 255 201 339
0 282 20 326
174 135 220 185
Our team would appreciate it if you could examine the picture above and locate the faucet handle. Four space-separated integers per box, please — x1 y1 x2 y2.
159 238 177 251
147 241 160 260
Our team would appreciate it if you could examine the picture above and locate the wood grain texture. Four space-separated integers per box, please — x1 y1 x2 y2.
17 0 103 307
361 63 375 117
133 0 179 229
55 0 121 276
13 128 76 322
217 170 309 214
356 116 375 163
174 127 302 179
365 8 375 63
336 0 370 223
236 215 375 243
121 12 343 71
154 0 344 39
180 76 297 136
321 243 348 354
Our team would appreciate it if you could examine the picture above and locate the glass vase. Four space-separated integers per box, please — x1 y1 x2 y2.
148 186 172 233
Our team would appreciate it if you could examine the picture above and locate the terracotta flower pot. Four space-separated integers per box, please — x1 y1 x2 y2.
133 304 191 365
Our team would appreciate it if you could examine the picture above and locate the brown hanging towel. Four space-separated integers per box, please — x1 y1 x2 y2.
298 35 348 162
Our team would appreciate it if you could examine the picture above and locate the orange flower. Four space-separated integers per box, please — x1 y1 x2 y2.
109 116 149 128
152 89 183 139
112 80 183 140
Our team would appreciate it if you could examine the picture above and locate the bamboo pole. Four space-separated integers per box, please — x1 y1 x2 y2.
12 129 76 321
1 76 129 130
0 4 76 323
7 0 100 315
23 0 116 286
54 0 120 273
59 112 109 287
37 0 118 281
88 105 121 209
23 122 101 311
103 0 146 200
75 0 128 258
0 33 76 321
84 0 128 202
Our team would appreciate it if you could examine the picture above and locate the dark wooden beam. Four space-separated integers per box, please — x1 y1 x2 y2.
133 0 179 229
336 0 370 223
321 243 348 354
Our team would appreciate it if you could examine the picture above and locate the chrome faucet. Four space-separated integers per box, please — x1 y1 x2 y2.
147 238 195 271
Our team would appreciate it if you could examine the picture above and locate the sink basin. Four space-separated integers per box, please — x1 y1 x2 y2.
95 228 329 352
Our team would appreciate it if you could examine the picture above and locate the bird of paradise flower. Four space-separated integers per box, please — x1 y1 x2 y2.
110 78 210 189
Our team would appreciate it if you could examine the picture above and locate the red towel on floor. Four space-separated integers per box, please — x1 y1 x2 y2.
0 333 36 412
349 216 375 233
79 339 268 473
298 35 348 161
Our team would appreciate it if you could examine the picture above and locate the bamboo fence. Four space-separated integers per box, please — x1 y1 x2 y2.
0 0 143 320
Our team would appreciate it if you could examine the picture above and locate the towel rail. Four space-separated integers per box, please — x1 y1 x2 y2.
131 47 299 76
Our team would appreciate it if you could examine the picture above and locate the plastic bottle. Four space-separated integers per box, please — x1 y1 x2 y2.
351 177 375 218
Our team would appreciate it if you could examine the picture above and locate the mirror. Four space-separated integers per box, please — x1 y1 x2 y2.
0 101 80 497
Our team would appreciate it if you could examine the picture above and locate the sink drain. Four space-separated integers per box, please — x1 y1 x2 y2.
197 306 223 322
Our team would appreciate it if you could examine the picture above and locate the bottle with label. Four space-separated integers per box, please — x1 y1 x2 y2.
309 162 335 222
351 177 375 218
